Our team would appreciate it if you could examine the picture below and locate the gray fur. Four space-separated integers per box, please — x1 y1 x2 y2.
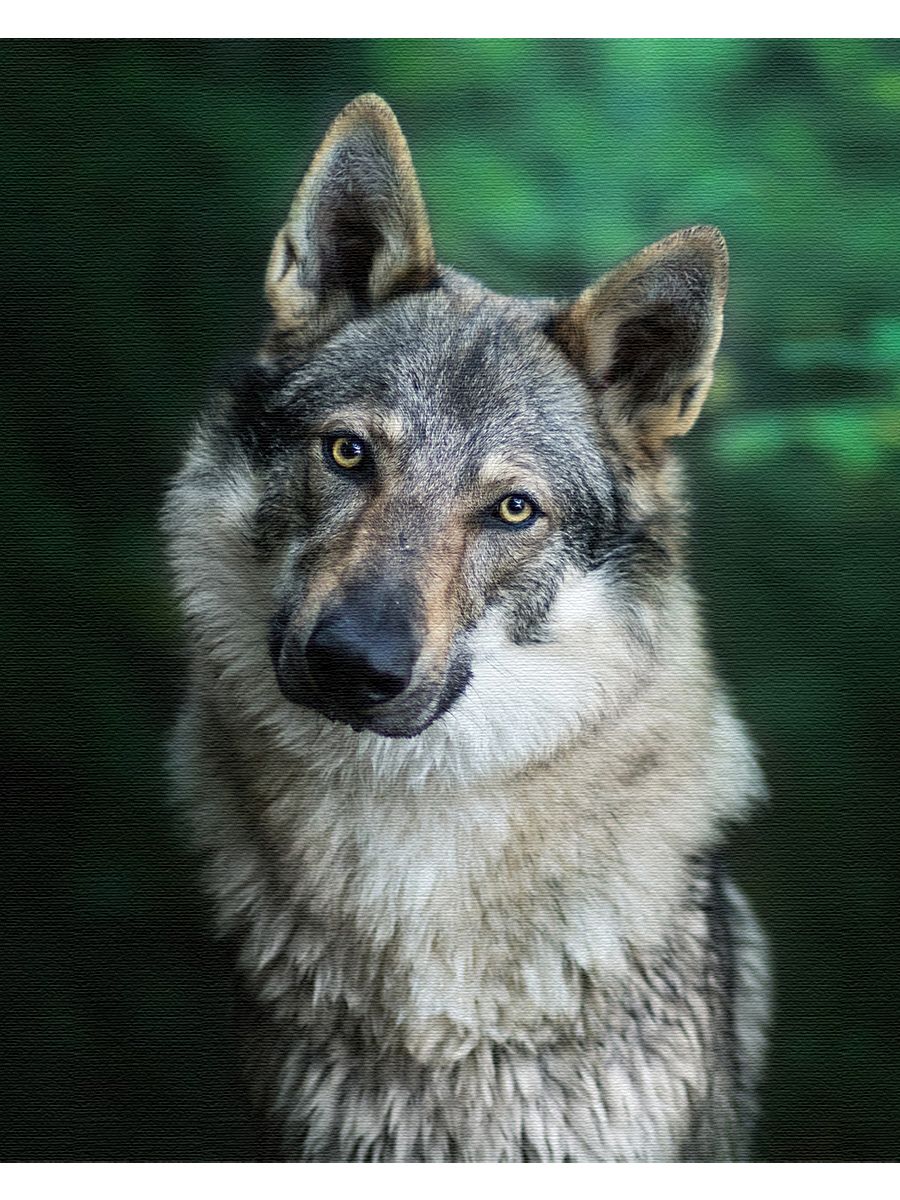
162 95 769 1161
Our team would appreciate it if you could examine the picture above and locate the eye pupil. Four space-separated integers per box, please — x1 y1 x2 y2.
497 493 536 526
329 435 365 469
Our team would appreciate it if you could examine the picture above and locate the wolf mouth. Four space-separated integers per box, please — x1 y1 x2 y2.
283 678 468 740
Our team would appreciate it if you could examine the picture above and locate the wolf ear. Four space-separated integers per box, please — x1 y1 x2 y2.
265 94 436 344
552 227 728 455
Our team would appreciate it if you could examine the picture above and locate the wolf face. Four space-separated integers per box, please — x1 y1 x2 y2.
253 296 629 739
167 93 728 751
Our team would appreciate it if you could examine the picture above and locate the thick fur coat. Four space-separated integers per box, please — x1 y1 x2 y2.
163 95 770 1161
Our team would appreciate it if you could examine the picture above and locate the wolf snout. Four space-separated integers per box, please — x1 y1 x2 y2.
306 608 414 705
279 581 422 717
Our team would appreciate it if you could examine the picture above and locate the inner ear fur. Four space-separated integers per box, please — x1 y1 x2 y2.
553 226 729 455
265 94 436 345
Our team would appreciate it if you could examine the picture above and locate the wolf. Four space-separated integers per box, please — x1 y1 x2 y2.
163 94 770 1161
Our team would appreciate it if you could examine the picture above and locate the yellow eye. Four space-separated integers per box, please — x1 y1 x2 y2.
496 494 536 525
328 434 365 470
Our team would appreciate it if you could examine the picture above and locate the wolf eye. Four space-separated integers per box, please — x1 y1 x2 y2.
327 434 366 470
495 494 537 526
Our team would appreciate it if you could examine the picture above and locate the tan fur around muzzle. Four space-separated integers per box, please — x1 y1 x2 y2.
294 505 471 685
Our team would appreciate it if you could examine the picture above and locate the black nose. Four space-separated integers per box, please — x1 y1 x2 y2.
304 589 417 708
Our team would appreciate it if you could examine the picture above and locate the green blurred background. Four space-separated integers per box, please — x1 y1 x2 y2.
3 39 899 1160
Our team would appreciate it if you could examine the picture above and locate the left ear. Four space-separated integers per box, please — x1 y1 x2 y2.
552 226 728 455
265 94 436 347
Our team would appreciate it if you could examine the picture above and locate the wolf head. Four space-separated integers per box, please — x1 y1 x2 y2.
165 95 728 761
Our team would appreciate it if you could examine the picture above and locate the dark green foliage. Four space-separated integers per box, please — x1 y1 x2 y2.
2 39 898 1160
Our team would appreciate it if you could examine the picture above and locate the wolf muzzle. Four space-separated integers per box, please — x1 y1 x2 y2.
274 579 424 729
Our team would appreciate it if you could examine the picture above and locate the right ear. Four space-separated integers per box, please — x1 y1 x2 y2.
265 94 436 347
